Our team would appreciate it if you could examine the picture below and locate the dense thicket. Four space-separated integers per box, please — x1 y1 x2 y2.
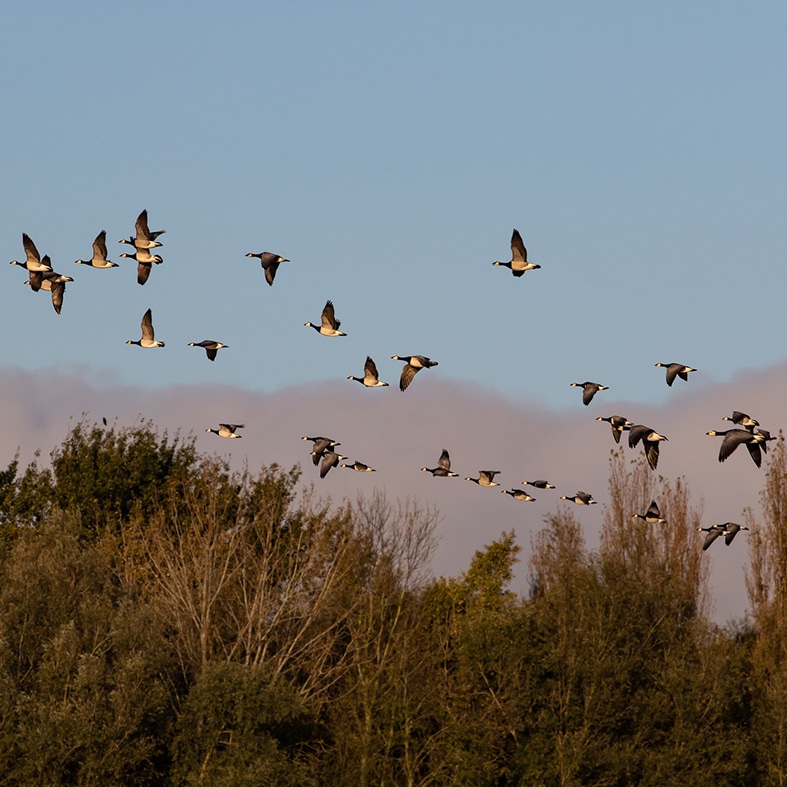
0 421 782 784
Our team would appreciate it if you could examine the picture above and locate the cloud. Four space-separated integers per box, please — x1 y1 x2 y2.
2 363 784 623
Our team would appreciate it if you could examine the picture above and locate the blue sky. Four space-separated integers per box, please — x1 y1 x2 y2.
2 2 786 619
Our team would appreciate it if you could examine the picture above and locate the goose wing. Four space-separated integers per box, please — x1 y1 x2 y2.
93 230 108 259
510 229 527 263
321 300 340 330
646 500 662 520
438 449 452 471
718 430 753 463
50 279 66 314
364 356 380 381
140 309 155 342
22 233 41 264
135 209 151 241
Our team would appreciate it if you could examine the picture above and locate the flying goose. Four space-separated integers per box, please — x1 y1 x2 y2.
75 230 118 268
206 423 244 438
348 356 388 387
722 411 759 428
633 500 667 525
126 308 165 348
188 340 229 361
305 300 346 336
391 355 438 392
502 488 536 501
302 436 341 466
465 470 501 487
10 233 52 272
421 449 459 477
706 428 762 468
628 424 668 470
119 250 164 286
119 209 165 249
560 491 597 505
571 381 609 406
698 524 727 551
341 461 376 472
26 268 73 314
596 415 634 444
655 362 697 387
492 228 541 277
722 522 749 545
315 450 347 479
522 479 556 489
245 251 290 287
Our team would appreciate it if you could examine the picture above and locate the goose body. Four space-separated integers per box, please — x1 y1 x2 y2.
628 424 668 470
126 308 165 348
655 362 697 387
391 355 438 392
492 228 541 277
706 429 762 467
596 415 634 444
341 461 376 472
305 300 346 336
561 491 597 505
119 209 165 249
75 230 118 268
188 340 229 361
206 423 244 438
722 411 759 428
633 500 667 525
315 450 347 479
10 233 52 272
421 449 458 477
348 356 388 387
303 436 341 466
465 470 500 487
571 381 608 406
119 250 163 286
502 488 536 501
245 251 290 287
522 479 555 489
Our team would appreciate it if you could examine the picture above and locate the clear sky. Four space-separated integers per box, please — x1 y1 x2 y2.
2 2 786 620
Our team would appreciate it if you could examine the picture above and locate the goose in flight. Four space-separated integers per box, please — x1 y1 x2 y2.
206 424 244 438
596 415 633 444
75 230 118 268
10 233 52 272
628 424 668 470
245 251 290 287
119 209 165 249
502 488 536 501
126 308 165 348
305 300 346 336
316 450 347 479
633 500 667 525
188 340 229 361
303 436 341 466
706 428 762 468
722 411 759 428
571 381 608 406
26 268 73 314
655 362 697 387
465 470 501 487
522 479 555 489
348 356 388 387
492 228 541 277
421 449 459 477
560 491 597 505
391 355 438 392
341 461 376 472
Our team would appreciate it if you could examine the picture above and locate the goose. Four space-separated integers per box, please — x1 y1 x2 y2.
571 381 608 406
341 461 376 472
706 428 762 468
302 436 341 466
628 425 668 470
119 250 164 287
722 522 749 545
126 308 165 348
119 209 165 249
522 479 556 489
305 300 346 336
26 269 73 314
315 450 347 479
722 411 759 428
421 449 459 477
655 362 697 387
245 251 290 287
348 356 388 387
492 228 541 277
698 524 727 551
391 355 438 392
10 233 52 272
596 415 634 444
465 470 500 487
502 488 536 501
206 423 244 439
560 491 597 505
633 500 667 525
75 230 118 268
188 340 229 361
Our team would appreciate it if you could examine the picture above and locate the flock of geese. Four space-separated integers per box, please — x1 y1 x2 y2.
8 221 769 553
